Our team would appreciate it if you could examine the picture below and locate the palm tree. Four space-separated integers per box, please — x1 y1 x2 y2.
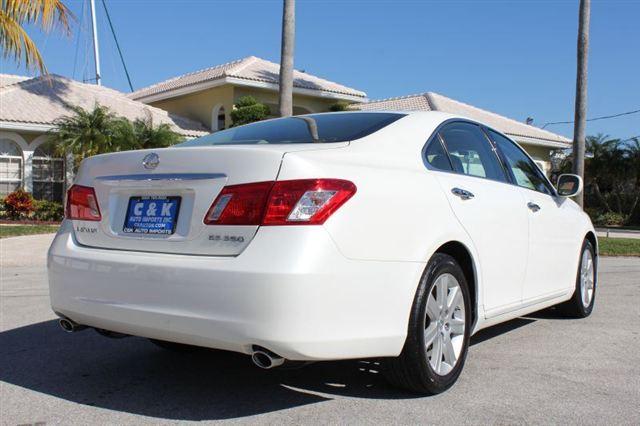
49 104 126 170
278 0 295 117
0 0 72 74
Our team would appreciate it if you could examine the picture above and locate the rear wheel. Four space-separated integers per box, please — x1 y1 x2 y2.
558 239 596 318
383 253 471 394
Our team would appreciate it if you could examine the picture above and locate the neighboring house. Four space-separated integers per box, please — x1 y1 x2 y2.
352 92 571 175
0 74 208 202
129 56 368 131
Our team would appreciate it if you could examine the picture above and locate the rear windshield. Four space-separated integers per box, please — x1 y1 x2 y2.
178 112 405 146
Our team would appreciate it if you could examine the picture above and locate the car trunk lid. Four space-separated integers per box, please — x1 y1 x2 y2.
69 143 347 256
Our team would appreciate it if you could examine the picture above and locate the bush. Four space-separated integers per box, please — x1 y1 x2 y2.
328 101 351 112
32 200 64 222
2 189 35 220
594 212 626 227
230 96 271 126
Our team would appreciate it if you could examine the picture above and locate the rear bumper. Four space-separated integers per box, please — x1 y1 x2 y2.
48 221 424 361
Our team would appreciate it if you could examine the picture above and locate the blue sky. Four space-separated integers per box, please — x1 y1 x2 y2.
1 0 638 140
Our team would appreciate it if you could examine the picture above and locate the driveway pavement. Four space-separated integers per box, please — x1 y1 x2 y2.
1 234 639 425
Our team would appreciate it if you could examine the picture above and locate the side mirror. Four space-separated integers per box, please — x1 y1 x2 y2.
556 174 583 197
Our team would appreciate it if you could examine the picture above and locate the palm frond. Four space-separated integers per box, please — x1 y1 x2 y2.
0 10 46 72
0 0 74 73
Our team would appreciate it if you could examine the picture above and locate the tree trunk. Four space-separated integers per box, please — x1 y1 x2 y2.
592 181 612 213
571 0 591 208
278 0 295 117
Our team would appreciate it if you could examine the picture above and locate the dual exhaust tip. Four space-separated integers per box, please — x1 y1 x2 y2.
59 317 86 333
251 346 285 369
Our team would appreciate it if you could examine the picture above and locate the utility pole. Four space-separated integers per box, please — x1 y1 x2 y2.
278 0 295 117
89 0 102 85
572 0 591 207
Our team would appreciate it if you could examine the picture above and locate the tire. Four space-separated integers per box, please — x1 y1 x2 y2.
558 239 596 318
383 253 472 394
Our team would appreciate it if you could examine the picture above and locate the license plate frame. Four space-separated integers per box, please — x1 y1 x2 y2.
123 196 181 235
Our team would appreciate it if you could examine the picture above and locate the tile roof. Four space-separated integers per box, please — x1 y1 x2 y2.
130 56 367 101
352 92 571 147
0 74 209 137
0 74 30 88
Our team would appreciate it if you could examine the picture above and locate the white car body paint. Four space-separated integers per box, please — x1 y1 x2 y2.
48 111 596 361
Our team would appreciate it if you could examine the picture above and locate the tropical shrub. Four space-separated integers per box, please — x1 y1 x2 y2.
32 199 64 222
116 113 183 149
230 96 271 126
2 189 35 220
328 101 350 112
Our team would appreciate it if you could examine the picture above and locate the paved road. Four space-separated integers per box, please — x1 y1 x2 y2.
596 228 640 239
1 235 639 425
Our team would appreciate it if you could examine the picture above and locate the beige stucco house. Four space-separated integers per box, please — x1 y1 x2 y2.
1 55 571 204
129 56 368 131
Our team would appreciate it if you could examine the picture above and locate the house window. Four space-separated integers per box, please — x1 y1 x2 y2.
217 107 226 131
0 138 23 196
32 142 65 201
211 104 226 131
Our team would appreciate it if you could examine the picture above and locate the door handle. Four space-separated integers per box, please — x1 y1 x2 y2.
451 187 474 200
527 202 541 212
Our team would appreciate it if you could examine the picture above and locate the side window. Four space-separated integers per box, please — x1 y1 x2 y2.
488 129 554 195
424 135 453 171
439 122 508 182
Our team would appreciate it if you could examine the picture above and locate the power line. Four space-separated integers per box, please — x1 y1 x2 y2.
542 108 640 128
100 0 134 92
72 0 86 80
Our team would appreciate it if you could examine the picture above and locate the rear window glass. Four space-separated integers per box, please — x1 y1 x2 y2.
178 113 406 146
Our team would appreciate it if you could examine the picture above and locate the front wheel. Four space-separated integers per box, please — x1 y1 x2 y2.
558 239 597 318
383 253 471 394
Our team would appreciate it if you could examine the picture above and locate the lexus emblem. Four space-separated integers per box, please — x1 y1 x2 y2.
142 153 159 170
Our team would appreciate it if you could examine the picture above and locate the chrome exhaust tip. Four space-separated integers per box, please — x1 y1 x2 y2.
58 318 86 333
251 347 285 369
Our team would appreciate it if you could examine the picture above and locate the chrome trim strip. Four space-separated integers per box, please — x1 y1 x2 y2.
95 173 226 182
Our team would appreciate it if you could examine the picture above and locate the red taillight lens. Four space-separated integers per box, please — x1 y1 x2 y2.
66 185 101 221
263 179 356 225
204 181 273 225
204 179 356 226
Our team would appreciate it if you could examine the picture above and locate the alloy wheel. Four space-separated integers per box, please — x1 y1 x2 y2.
425 273 466 376
580 248 595 307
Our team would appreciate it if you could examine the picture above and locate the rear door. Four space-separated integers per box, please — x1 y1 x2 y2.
487 129 579 300
426 122 529 317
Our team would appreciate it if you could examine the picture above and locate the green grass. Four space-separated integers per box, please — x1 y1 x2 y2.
598 237 640 257
0 225 59 239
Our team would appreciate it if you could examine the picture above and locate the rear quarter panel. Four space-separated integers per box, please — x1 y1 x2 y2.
277 113 476 264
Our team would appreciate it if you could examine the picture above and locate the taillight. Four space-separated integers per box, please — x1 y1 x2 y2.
204 179 356 226
263 179 356 225
204 181 273 225
66 185 101 221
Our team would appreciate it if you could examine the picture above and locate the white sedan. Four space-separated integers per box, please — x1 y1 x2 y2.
48 111 597 394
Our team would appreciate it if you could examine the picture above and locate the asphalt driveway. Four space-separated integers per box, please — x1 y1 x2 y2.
1 234 638 425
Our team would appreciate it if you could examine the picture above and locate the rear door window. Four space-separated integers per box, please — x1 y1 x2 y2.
438 122 508 183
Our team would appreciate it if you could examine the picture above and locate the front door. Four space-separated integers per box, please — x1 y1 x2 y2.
487 129 578 302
